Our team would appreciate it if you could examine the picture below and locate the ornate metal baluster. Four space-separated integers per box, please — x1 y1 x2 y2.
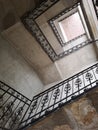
0 101 14 128
0 96 16 121
91 66 98 85
45 90 54 111
24 99 38 125
64 83 71 101
39 93 48 117
2 94 21 127
34 96 42 115
0 90 14 109
9 96 28 129
85 72 93 87
59 84 64 102
53 88 60 109
96 66 98 74
75 77 82 94
9 106 24 129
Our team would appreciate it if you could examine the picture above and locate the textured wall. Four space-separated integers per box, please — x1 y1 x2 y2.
2 22 62 85
0 34 44 99
56 44 98 80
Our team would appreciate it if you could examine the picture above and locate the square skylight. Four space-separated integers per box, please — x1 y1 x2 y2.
59 12 85 42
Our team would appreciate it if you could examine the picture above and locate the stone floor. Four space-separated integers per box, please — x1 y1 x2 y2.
27 87 98 130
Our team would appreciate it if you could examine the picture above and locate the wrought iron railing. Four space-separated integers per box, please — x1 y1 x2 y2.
0 81 32 130
0 62 98 130
19 62 98 130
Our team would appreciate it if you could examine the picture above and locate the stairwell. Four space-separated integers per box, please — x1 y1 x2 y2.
0 62 98 130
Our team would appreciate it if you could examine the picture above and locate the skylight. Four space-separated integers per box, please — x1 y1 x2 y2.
59 12 85 43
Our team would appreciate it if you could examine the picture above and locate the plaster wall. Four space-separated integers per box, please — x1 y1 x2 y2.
44 44 97 90
0 34 44 99
56 44 98 80
2 22 62 85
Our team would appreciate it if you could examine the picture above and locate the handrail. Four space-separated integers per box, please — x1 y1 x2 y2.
0 81 31 102
18 62 98 130
0 63 98 130
33 62 98 98
0 60 98 130
0 81 32 130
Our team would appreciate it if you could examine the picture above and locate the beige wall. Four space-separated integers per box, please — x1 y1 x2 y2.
44 44 98 90
56 44 97 80
2 22 62 85
0 34 44 99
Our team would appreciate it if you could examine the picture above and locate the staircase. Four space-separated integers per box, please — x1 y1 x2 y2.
0 62 98 130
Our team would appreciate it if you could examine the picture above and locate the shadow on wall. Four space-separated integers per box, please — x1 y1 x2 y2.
3 12 16 30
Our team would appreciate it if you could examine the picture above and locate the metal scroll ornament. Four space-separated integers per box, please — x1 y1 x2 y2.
53 88 60 100
75 78 82 88
41 94 48 107
85 72 93 81
64 83 71 94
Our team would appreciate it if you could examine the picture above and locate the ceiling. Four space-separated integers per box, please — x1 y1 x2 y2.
0 0 44 32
